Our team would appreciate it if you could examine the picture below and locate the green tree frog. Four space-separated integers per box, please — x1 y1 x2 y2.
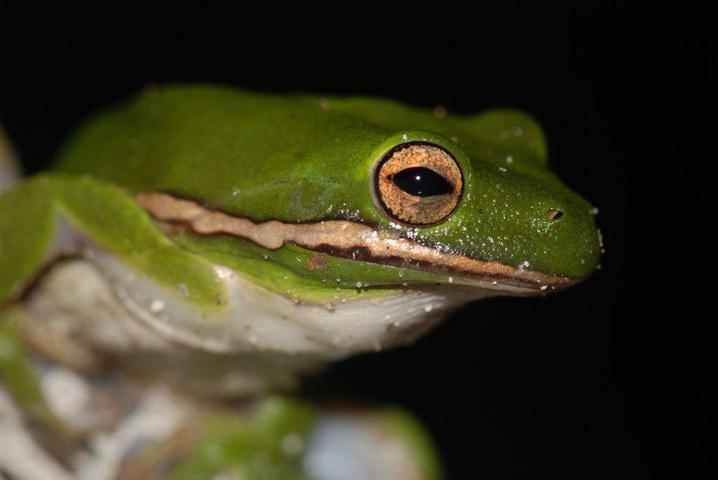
0 85 601 479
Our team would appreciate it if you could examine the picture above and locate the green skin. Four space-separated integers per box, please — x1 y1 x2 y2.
1 85 599 308
0 85 600 479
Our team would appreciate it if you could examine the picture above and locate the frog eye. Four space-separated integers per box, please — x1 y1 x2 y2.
374 143 463 225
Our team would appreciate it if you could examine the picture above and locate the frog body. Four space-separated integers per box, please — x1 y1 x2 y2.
0 86 601 479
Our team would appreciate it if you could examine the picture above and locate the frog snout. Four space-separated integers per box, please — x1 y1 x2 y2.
527 198 602 279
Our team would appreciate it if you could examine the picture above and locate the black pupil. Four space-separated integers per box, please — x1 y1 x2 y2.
391 167 453 197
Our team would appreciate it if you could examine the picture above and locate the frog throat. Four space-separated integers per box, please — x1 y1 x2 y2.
136 192 579 294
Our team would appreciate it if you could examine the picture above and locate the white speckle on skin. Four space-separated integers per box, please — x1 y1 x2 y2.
215 267 234 280
149 299 165 314
389 222 403 230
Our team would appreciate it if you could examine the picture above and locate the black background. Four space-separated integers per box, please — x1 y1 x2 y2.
0 5 696 479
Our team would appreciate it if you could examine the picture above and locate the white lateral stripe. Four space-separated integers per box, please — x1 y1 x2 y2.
136 192 574 291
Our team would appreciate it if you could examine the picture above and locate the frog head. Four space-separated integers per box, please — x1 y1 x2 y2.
119 91 601 299
54 86 602 376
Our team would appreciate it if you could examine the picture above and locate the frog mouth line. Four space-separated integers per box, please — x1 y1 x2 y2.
136 192 579 294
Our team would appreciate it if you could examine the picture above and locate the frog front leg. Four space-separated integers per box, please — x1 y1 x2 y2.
0 174 227 478
1 301 195 480
0 307 78 480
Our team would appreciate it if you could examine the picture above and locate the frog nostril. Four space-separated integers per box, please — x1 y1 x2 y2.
548 208 564 221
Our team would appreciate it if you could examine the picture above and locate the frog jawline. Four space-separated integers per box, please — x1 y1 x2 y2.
67 251 492 364
137 192 578 295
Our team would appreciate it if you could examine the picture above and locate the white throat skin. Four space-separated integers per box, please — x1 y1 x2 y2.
23 244 495 396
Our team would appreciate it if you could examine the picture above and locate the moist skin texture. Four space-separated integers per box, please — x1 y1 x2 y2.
0 87 603 480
